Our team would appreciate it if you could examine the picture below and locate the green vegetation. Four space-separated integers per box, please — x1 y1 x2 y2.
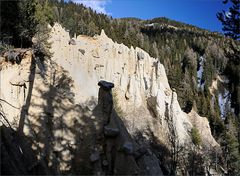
217 0 240 40
0 0 53 57
217 2 240 174
221 116 240 175
191 126 202 146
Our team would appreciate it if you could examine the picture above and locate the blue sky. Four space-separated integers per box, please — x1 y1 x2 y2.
71 0 229 32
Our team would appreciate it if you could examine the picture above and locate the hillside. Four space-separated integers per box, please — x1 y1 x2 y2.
0 0 240 175
1 23 220 175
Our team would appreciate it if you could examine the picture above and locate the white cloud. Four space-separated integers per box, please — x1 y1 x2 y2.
72 0 110 14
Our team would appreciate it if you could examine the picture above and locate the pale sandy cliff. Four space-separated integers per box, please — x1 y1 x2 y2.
0 23 219 175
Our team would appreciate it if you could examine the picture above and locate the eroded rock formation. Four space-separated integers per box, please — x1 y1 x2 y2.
0 23 219 175
49 23 218 149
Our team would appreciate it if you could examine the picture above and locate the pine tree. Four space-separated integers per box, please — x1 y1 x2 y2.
217 0 240 40
19 0 39 45
218 89 240 175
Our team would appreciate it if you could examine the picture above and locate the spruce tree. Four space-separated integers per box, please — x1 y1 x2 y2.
217 0 240 40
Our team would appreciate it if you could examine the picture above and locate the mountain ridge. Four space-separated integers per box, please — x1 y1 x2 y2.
0 23 220 175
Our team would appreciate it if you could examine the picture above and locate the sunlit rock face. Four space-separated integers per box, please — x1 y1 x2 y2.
0 52 80 171
0 23 219 175
49 23 218 148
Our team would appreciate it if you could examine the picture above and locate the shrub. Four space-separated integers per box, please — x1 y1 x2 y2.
191 125 202 146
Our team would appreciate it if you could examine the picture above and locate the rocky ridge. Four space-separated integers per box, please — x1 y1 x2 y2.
0 23 219 175
49 23 218 148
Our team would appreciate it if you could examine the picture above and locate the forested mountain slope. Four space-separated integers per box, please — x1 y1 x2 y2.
0 0 239 175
